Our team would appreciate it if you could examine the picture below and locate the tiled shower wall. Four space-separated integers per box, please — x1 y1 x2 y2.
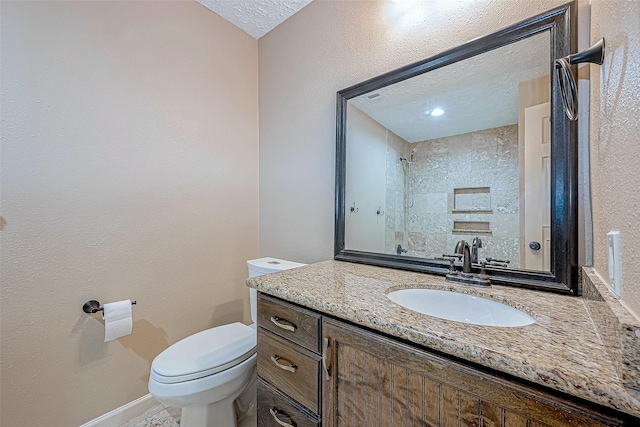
385 125 521 266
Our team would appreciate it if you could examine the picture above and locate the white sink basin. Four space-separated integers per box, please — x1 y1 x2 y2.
387 289 535 327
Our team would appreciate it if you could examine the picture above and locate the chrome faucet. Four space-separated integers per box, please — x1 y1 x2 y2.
444 240 491 286
454 240 472 274
471 237 482 264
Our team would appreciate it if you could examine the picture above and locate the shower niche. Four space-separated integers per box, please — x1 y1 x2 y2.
452 187 492 213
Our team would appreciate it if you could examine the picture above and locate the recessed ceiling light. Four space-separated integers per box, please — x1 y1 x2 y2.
431 108 444 117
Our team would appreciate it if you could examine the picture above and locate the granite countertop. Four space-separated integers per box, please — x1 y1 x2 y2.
246 260 640 418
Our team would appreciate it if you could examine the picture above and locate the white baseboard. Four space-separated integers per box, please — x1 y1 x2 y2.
78 393 160 427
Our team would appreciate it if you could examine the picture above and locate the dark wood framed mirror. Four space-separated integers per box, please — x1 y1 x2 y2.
334 3 579 294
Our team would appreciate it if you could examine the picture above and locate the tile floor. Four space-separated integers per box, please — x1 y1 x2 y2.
120 405 180 427
120 404 257 427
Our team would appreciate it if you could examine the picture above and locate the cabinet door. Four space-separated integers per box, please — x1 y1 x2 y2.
322 318 624 427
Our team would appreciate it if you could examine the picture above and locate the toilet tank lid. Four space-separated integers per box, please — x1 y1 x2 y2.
151 323 255 380
247 257 306 274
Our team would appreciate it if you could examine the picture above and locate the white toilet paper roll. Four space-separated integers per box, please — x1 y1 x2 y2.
103 300 133 342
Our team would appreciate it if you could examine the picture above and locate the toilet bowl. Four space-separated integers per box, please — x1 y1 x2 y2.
148 257 305 427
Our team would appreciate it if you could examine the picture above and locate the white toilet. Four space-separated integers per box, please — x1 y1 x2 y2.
148 257 306 427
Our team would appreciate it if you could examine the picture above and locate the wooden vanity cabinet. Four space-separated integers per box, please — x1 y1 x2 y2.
322 318 625 427
256 293 631 427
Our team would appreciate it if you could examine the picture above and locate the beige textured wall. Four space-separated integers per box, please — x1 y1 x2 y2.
590 0 640 317
258 0 571 264
0 2 258 426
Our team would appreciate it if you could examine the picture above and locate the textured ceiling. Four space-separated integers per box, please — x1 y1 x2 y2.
350 31 551 143
197 0 313 39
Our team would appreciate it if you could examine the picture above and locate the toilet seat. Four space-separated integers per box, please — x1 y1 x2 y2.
151 322 256 384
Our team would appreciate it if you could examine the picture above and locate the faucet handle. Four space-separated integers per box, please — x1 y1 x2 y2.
436 255 459 272
479 260 488 277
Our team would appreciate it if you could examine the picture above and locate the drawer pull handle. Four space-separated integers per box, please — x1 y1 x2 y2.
322 337 332 380
269 408 296 427
270 316 297 332
271 355 297 373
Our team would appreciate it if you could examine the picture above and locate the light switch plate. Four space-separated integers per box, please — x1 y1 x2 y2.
607 231 622 299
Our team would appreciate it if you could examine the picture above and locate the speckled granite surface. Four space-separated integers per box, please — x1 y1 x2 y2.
246 260 640 417
583 267 640 392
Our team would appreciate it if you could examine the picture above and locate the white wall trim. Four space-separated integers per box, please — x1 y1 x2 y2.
78 394 159 427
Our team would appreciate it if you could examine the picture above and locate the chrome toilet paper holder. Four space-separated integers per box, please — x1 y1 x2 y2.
82 299 136 314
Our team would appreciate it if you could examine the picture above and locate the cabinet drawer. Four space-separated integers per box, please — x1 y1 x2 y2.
257 378 320 427
258 329 321 414
258 294 321 353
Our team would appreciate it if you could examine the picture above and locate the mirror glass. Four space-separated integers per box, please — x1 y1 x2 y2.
336 5 577 294
344 31 551 271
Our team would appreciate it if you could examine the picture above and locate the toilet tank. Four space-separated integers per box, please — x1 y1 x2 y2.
247 258 306 327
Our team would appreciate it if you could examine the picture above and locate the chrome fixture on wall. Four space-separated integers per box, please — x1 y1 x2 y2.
82 299 136 314
555 38 605 121
399 147 417 209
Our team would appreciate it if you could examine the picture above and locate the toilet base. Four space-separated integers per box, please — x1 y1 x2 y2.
238 412 256 427
178 374 256 427
180 393 237 427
